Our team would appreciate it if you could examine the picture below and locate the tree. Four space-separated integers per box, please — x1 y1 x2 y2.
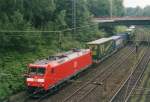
87 0 124 17
87 0 110 16
125 6 143 16
112 0 124 16
143 6 150 16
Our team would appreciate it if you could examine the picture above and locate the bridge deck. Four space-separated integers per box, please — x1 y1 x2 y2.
93 16 150 25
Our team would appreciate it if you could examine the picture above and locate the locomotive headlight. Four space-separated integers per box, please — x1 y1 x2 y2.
27 78 34 81
37 79 45 83
27 78 45 83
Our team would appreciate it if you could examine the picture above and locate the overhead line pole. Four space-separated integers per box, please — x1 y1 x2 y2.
72 0 77 34
110 0 113 19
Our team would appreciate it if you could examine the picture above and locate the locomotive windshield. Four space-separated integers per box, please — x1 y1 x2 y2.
29 67 45 75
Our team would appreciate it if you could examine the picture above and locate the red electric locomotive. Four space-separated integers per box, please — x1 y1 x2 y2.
26 49 92 94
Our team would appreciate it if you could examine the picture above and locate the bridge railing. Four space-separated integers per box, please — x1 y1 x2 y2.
94 16 150 21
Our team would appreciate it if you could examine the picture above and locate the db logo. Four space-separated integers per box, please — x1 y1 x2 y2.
74 61 78 68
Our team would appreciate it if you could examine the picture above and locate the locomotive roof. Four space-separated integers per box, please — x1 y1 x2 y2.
87 38 112 45
32 49 90 66
34 59 50 65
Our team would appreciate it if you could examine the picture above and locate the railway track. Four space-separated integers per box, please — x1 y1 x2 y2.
109 47 150 102
61 46 137 102
20 45 139 102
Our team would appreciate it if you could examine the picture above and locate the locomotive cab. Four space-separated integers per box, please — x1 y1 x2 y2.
26 65 47 93
29 67 46 76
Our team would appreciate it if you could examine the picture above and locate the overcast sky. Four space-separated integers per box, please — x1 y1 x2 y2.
124 0 150 8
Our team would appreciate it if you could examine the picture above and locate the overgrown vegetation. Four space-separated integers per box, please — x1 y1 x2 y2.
0 0 125 100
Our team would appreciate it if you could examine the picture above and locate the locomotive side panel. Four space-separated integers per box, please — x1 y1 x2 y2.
44 50 92 90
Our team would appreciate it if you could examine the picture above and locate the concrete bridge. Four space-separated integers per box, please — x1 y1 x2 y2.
93 16 150 25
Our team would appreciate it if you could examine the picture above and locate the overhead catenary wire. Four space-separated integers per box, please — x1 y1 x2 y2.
72 0 77 34
0 30 61 33
0 22 98 34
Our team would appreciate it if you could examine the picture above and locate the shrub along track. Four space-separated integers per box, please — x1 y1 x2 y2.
10 45 142 102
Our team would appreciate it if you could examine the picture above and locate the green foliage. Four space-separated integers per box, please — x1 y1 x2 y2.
87 0 124 16
143 6 150 16
125 6 150 16
114 26 128 33
0 0 125 100
87 0 110 16
125 7 143 16
0 48 57 100
112 0 124 16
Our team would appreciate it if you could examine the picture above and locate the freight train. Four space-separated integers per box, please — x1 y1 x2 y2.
26 33 130 95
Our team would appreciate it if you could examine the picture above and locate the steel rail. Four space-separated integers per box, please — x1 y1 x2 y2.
22 47 131 102
36 47 134 102
62 47 136 102
109 47 149 102
23 46 135 102
78 47 136 102
125 48 150 102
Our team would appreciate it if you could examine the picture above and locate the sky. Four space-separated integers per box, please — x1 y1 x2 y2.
124 0 150 8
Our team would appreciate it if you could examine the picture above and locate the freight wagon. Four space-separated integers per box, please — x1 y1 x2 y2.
87 33 129 62
117 33 129 45
87 38 115 62
109 36 124 49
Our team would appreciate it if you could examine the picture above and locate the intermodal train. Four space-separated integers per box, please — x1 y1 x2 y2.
25 33 130 95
